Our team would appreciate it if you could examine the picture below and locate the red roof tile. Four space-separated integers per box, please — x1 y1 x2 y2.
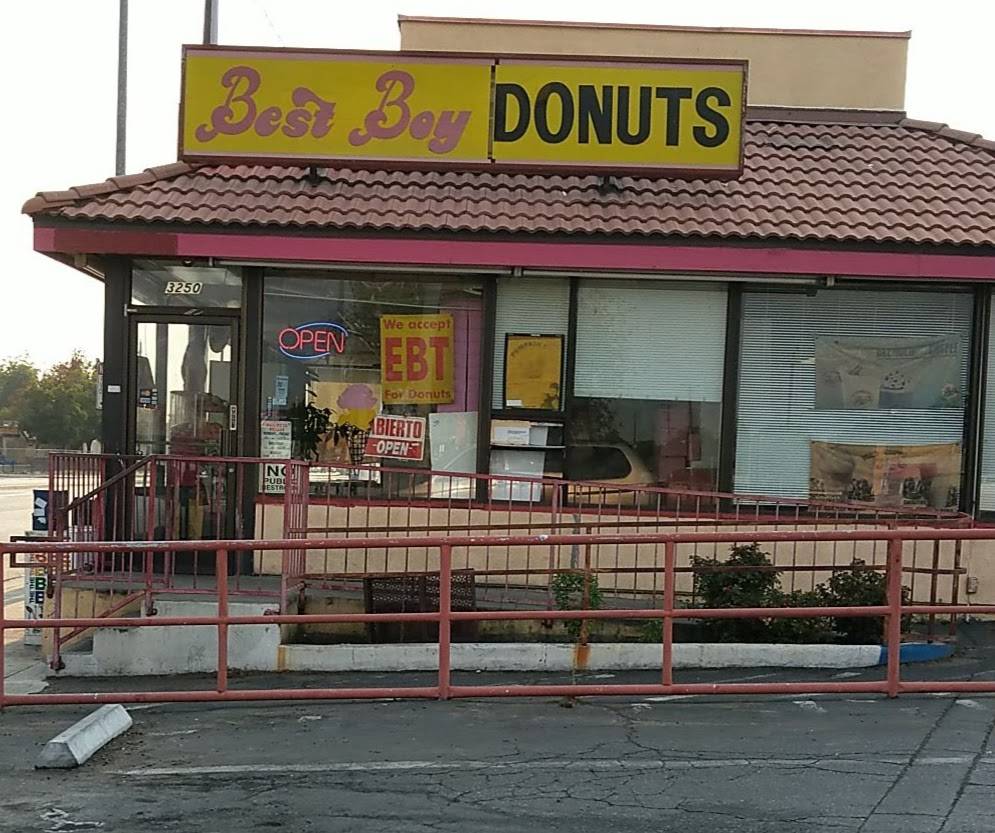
22 112 995 248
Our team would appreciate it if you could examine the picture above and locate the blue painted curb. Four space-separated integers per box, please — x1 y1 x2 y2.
877 642 954 665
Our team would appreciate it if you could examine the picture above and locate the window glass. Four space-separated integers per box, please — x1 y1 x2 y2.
262 273 483 495
567 444 634 481
493 277 570 407
978 299 995 512
735 287 972 510
568 280 727 491
132 259 242 308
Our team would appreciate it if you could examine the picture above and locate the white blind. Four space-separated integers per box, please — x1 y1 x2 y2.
735 287 973 499
979 301 995 510
574 280 727 402
493 277 571 404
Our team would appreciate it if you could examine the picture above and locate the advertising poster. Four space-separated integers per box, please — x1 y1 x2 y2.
814 335 962 410
809 441 961 509
312 381 381 466
24 560 47 647
504 334 563 410
379 314 454 405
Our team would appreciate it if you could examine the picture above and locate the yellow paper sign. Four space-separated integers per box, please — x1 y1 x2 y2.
380 314 454 405
504 334 563 410
180 47 746 176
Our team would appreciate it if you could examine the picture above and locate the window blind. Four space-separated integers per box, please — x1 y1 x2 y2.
574 280 727 402
492 277 571 405
978 302 995 511
735 287 973 500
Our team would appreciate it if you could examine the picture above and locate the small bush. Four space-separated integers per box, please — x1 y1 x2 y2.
639 619 663 643
692 543 782 643
766 589 834 644
551 572 603 638
822 561 909 645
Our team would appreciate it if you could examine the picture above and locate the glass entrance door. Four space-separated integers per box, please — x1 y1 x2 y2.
130 317 241 549
131 319 238 457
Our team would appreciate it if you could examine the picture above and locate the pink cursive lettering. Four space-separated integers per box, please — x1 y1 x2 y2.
195 66 336 143
349 69 470 155
195 66 259 141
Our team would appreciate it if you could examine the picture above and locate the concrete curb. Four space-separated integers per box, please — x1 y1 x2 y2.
36 704 133 769
879 642 954 665
279 641 948 673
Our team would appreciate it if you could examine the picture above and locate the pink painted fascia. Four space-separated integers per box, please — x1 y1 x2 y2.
34 225 995 281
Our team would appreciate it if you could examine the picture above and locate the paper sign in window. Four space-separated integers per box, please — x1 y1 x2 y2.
504 334 563 410
380 313 454 405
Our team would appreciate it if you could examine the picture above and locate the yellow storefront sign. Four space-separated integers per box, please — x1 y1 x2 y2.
181 47 746 176
380 313 454 405
493 61 745 173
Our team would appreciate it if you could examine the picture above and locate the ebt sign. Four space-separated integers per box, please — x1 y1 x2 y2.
278 322 348 361
180 47 746 177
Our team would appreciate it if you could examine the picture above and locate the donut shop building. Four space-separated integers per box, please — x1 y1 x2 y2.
21 17 995 529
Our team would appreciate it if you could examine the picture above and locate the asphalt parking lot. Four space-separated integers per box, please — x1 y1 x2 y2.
2 655 994 833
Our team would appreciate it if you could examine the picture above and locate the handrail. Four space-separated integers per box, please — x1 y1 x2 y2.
0 525 989 707
53 451 969 522
5 525 995 555
62 454 155 516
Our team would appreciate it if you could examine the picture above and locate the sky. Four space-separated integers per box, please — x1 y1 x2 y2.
3 0 995 369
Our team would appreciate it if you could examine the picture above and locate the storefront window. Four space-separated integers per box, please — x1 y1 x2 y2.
978 296 995 512
492 276 570 406
261 273 483 494
735 287 973 510
132 259 242 308
568 280 727 492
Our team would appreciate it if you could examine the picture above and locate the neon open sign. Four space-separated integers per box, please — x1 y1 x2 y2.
278 322 348 360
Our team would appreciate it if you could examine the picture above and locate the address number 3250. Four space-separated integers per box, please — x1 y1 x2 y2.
164 281 204 295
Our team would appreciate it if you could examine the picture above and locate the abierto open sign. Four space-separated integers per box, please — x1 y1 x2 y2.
363 414 426 461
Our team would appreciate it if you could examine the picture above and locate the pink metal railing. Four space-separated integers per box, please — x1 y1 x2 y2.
2 526 994 707
39 452 971 670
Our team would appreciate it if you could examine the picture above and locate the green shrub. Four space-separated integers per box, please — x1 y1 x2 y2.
691 543 783 643
551 572 603 638
766 589 834 644
822 561 909 645
639 619 663 643
690 547 906 646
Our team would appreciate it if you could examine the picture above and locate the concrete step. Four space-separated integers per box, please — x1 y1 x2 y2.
54 599 280 677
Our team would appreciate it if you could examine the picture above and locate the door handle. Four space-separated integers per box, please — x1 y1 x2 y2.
229 404 238 432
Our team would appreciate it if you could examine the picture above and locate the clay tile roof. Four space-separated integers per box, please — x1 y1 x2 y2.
22 113 995 248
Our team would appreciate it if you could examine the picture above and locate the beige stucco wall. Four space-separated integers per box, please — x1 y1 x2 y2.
254 502 970 606
398 17 908 110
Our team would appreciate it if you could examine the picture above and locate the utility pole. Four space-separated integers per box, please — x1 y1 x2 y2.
115 0 128 176
203 0 219 45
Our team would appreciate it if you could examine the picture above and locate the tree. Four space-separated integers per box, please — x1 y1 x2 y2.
0 357 40 422
19 353 99 450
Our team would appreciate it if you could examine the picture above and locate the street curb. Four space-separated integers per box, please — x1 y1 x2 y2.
280 641 951 673
878 642 954 665
36 704 133 769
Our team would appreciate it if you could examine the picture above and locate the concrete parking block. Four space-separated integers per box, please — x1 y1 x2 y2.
36 704 133 769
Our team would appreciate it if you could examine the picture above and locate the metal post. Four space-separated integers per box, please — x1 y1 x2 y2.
886 538 904 698
216 549 228 693
115 0 128 176
438 544 452 700
0 547 6 710
203 0 219 45
662 540 676 687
